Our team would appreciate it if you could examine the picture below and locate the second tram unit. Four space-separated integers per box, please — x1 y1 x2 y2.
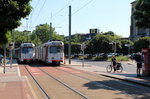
15 43 35 63
35 41 64 65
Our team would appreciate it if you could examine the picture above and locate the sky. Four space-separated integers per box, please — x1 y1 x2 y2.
16 0 135 38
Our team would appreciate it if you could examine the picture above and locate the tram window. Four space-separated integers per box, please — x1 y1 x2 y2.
49 46 62 53
22 48 33 53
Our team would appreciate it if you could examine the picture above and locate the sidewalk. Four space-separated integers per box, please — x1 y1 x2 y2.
0 60 35 99
65 60 150 87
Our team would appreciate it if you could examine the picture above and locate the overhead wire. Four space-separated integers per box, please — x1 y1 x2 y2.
72 0 94 15
47 0 74 23
52 0 74 18
56 0 94 26
28 0 41 30
33 0 47 26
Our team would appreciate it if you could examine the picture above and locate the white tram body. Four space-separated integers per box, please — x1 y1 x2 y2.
35 41 64 65
15 43 35 63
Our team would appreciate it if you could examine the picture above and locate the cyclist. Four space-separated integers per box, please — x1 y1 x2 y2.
111 55 117 72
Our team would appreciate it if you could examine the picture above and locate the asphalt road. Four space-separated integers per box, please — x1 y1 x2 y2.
69 59 137 73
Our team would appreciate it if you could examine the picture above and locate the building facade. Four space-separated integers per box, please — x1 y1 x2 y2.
130 1 150 41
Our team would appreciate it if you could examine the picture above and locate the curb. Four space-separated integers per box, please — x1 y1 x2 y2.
99 73 150 87
66 63 150 87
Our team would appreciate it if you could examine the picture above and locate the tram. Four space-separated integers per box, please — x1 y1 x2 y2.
35 41 64 65
15 43 35 63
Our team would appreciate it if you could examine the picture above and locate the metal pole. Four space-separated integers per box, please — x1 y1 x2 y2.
10 48 12 68
26 18 29 42
82 50 84 67
12 30 15 57
68 5 71 64
114 42 116 54
3 44 6 73
50 22 52 41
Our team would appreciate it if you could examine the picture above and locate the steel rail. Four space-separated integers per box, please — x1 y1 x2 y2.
39 68 89 99
24 65 51 99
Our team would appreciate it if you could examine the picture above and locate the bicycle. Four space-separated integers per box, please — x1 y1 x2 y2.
106 62 123 73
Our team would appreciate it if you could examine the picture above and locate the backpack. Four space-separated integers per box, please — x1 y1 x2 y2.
134 54 142 62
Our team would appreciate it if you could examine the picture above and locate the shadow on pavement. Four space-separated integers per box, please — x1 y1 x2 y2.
83 80 150 99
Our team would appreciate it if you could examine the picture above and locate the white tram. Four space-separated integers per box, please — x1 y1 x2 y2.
15 43 35 63
35 41 64 65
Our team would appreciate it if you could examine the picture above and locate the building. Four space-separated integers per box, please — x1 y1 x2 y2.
130 1 150 41
65 28 99 42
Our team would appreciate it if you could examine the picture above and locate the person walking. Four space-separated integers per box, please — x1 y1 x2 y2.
134 52 144 77
0 54 3 66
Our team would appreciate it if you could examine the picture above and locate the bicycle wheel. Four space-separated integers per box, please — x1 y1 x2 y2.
116 66 123 73
106 65 112 73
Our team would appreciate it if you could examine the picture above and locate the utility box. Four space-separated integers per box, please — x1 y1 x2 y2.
142 49 150 77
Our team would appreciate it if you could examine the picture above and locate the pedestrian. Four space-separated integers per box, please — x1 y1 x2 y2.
0 54 3 66
111 56 117 72
134 52 144 77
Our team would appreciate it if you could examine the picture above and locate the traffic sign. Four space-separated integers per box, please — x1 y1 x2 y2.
81 43 86 51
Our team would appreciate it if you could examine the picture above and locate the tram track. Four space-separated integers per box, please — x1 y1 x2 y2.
52 66 150 99
22 64 150 99
24 65 51 99
23 64 89 99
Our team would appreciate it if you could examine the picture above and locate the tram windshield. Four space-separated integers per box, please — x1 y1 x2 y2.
49 46 63 53
22 47 33 54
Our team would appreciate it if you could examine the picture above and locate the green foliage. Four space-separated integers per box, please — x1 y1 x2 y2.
33 23 63 43
103 31 115 36
107 56 130 61
133 0 150 28
85 34 114 54
13 30 29 43
91 56 108 61
102 31 122 39
71 34 82 43
0 0 32 44
64 42 81 55
30 33 42 46
120 39 134 54
0 30 8 44
134 37 150 52
33 24 50 43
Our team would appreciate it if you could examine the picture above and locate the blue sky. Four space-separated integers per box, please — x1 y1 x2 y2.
17 0 135 37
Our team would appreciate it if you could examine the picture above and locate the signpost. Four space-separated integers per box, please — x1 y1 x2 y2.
81 43 86 67
125 44 130 55
9 42 14 68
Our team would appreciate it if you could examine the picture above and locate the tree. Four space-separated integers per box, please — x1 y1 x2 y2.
133 0 150 28
13 30 30 43
134 37 150 52
120 39 134 55
85 34 114 55
0 0 32 44
64 42 81 55
33 23 63 43
71 34 82 43
103 31 115 36
30 33 42 46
